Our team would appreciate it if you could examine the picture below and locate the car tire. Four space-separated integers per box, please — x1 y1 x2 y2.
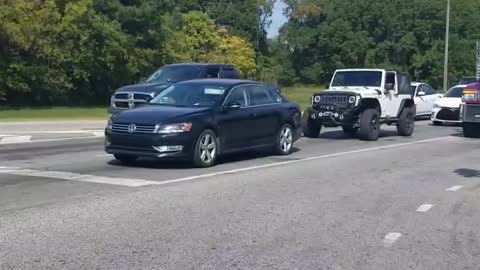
114 154 137 164
193 129 218 168
275 124 295 155
342 126 358 136
358 108 380 141
432 121 442 126
397 107 415 136
462 123 480 138
301 110 321 138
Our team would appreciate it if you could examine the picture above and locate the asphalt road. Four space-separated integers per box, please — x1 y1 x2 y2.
1 121 479 270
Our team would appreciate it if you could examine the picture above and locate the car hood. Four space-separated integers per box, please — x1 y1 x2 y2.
111 105 212 125
116 82 171 94
435 97 462 108
321 87 381 98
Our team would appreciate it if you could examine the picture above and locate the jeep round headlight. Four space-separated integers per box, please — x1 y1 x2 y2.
314 96 321 103
348 96 356 104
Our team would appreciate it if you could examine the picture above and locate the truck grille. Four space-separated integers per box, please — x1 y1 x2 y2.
111 123 157 133
316 95 349 107
462 104 480 122
112 93 154 109
437 108 459 121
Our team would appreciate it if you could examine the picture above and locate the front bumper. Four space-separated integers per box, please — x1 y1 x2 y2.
431 107 461 123
461 104 480 123
105 129 195 160
307 105 358 127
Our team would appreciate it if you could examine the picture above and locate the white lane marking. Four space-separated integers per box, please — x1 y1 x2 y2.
0 136 102 145
416 204 434 213
156 136 453 186
96 154 112 157
0 130 104 134
446 185 463 192
383 233 402 247
92 131 104 137
0 136 32 144
0 167 158 187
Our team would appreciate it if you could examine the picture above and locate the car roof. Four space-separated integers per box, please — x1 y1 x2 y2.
176 79 259 88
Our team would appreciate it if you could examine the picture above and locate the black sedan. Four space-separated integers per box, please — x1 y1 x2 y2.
105 79 302 167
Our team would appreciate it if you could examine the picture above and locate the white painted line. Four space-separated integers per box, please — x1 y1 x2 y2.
416 204 434 213
0 130 104 134
0 167 159 187
446 185 463 192
383 232 402 247
0 136 32 144
96 154 112 157
156 136 453 186
0 136 102 145
92 131 105 137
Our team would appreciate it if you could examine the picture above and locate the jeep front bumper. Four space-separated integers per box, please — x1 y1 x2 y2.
307 106 358 127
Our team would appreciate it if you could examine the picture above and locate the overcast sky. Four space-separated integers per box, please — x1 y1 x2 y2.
267 1 288 38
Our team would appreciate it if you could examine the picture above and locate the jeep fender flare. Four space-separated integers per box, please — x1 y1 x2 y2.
358 98 381 114
396 99 415 118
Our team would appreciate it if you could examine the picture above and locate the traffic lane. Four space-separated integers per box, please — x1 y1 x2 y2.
0 136 478 269
0 120 106 132
1 120 461 184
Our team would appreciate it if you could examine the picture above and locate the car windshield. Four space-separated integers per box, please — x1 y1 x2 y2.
146 66 204 83
331 71 383 87
444 87 464 97
149 83 226 107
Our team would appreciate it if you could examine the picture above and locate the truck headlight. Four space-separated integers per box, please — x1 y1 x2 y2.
155 122 193 134
348 96 356 103
313 96 321 103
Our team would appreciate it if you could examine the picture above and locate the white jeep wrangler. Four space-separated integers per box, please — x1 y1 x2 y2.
302 69 416 141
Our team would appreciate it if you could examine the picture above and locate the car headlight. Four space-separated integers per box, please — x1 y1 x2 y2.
313 95 321 103
348 96 356 104
107 118 113 130
156 122 193 134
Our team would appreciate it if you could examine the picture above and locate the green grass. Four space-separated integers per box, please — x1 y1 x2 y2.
282 84 324 111
0 107 109 121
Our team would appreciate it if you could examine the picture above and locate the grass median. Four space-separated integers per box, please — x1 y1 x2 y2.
0 85 322 121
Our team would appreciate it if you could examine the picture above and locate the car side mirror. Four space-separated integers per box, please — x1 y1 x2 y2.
223 102 242 111
417 91 426 96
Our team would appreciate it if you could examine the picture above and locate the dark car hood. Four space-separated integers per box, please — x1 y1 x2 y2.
112 105 213 125
116 82 171 94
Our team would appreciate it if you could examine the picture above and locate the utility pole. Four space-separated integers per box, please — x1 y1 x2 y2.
443 0 450 91
476 41 480 82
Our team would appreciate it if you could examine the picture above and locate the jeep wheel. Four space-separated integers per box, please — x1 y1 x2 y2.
397 107 415 136
301 110 321 138
358 109 380 141
462 123 480 138
342 126 358 136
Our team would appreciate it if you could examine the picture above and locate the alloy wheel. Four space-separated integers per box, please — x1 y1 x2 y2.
279 126 293 153
199 133 216 164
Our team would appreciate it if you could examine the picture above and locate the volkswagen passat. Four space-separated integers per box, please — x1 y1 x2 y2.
105 79 302 167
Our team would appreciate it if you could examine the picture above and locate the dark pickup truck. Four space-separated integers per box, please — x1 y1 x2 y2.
108 63 241 114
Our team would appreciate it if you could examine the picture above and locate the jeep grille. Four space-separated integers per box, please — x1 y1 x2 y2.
315 95 349 107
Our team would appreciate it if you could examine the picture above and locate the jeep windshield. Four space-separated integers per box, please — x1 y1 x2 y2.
146 66 204 83
149 83 226 107
331 71 383 88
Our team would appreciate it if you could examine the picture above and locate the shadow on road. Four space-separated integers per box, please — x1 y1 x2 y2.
317 129 399 141
454 168 480 178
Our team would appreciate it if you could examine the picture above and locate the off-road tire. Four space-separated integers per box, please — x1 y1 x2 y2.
358 108 380 141
397 107 415 136
114 154 137 164
301 110 321 138
462 123 480 138
193 129 218 168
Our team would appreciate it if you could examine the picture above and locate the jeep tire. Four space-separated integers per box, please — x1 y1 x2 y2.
397 107 415 136
462 123 480 138
301 110 321 138
358 108 380 141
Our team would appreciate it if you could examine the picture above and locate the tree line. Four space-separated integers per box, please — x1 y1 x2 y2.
0 0 479 107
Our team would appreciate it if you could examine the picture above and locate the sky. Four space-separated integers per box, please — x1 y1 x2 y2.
267 1 288 38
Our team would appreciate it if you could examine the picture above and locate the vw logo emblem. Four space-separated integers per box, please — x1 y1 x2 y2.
128 124 136 133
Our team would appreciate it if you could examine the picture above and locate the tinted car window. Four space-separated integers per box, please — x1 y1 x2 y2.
220 68 240 79
206 67 220 78
424 85 435 95
146 66 204 83
224 87 247 107
150 84 226 107
248 86 277 106
444 87 464 98
410 85 418 95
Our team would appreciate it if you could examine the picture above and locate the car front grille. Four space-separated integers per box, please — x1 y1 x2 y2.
111 123 157 133
437 108 459 121
315 95 349 107
112 92 154 109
